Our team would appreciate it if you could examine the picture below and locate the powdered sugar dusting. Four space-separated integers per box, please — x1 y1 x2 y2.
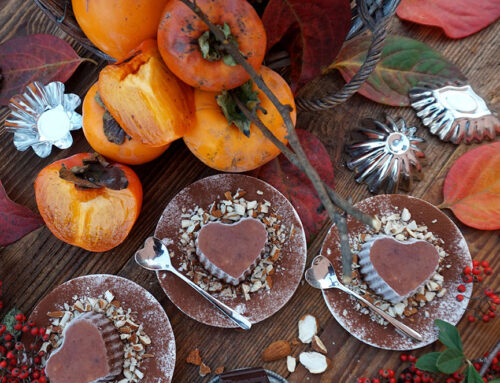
30 275 175 382
155 174 307 328
321 195 472 350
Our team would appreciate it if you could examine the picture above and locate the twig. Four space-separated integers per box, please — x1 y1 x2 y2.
479 340 500 376
179 0 379 279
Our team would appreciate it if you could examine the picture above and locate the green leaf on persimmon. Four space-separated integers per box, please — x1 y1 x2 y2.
329 34 466 106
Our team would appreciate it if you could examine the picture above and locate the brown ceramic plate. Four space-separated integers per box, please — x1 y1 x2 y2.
320 194 472 350
29 275 176 382
155 174 307 328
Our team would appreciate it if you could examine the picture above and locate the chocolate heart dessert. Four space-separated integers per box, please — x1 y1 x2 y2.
358 235 440 304
220 367 271 383
196 217 268 285
46 311 123 383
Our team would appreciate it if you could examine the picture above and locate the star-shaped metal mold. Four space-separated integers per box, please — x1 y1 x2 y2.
346 115 425 194
5 81 82 158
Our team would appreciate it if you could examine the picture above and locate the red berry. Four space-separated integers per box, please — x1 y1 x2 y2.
457 284 466 292
484 267 492 275
468 315 476 322
3 333 12 341
13 323 22 331
485 288 494 297
389 379 396 383
482 314 490 322
21 325 29 333
473 260 479 267
463 266 472 274
445 378 456 383
400 354 408 362
373 379 381 383
489 311 495 318
463 275 473 283
494 298 500 305
30 328 39 336
456 294 464 302
472 267 481 275
6 351 15 359
477 275 483 282
480 260 489 267
474 363 482 370
408 355 417 362
0 360 6 368
14 314 24 322
452 372 463 380
413 376 421 383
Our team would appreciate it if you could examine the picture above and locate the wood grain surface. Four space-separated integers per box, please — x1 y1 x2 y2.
0 1 498 382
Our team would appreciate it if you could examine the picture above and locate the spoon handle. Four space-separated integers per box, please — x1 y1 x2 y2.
169 267 252 330
336 284 423 342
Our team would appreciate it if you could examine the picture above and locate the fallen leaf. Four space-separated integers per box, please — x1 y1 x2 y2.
0 34 92 105
329 34 466 106
397 0 500 39
262 0 351 93
440 142 500 230
0 180 44 246
250 129 334 241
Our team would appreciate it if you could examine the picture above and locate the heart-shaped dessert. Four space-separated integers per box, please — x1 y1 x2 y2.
196 217 268 285
46 312 123 383
358 235 440 304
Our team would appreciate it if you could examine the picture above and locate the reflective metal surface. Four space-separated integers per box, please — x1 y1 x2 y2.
346 115 425 194
409 82 500 144
5 81 82 158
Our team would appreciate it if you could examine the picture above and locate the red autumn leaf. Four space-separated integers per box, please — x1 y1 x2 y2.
250 129 335 242
397 0 500 39
0 34 91 105
0 180 44 246
440 142 500 230
262 0 351 93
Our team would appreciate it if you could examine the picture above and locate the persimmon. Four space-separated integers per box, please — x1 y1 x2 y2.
157 0 266 91
183 66 296 172
35 153 142 252
82 83 169 165
72 0 169 60
98 40 193 147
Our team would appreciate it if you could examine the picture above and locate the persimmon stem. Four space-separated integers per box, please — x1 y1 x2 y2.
179 0 379 278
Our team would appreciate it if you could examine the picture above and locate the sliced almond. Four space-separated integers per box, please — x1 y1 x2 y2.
261 340 291 362
186 349 202 366
299 352 331 374
199 362 211 377
119 326 132 334
287 356 296 373
138 334 151 346
312 335 328 354
298 314 319 344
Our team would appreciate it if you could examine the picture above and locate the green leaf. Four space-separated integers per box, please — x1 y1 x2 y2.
465 364 484 383
216 80 260 137
435 319 463 351
487 380 500 383
436 348 464 374
415 352 442 373
1 308 22 334
330 34 466 106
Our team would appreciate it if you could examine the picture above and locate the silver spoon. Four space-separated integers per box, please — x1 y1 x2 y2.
135 237 252 330
305 255 423 342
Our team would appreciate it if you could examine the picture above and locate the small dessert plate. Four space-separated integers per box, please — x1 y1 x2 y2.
155 174 307 328
29 275 176 382
320 194 472 350
208 368 289 383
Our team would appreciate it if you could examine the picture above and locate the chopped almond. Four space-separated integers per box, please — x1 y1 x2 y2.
199 362 211 377
186 349 202 366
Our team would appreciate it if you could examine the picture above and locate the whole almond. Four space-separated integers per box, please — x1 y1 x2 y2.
261 340 291 362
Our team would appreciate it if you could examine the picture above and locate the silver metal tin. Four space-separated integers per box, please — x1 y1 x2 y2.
409 82 500 144
346 115 425 194
5 81 82 158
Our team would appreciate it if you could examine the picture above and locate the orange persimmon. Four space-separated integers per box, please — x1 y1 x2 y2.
98 40 193 147
72 0 169 59
157 0 266 91
83 83 169 165
35 153 142 252
183 66 296 172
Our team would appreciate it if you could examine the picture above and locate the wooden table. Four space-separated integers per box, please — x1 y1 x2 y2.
0 1 498 382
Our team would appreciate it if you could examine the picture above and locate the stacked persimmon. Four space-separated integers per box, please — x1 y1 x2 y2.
36 0 296 252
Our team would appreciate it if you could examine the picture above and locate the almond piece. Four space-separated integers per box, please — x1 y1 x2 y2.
47 311 64 318
214 366 225 374
186 349 202 366
311 335 328 354
199 362 211 377
298 314 319 344
261 340 291 362
287 356 296 373
299 352 331 374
